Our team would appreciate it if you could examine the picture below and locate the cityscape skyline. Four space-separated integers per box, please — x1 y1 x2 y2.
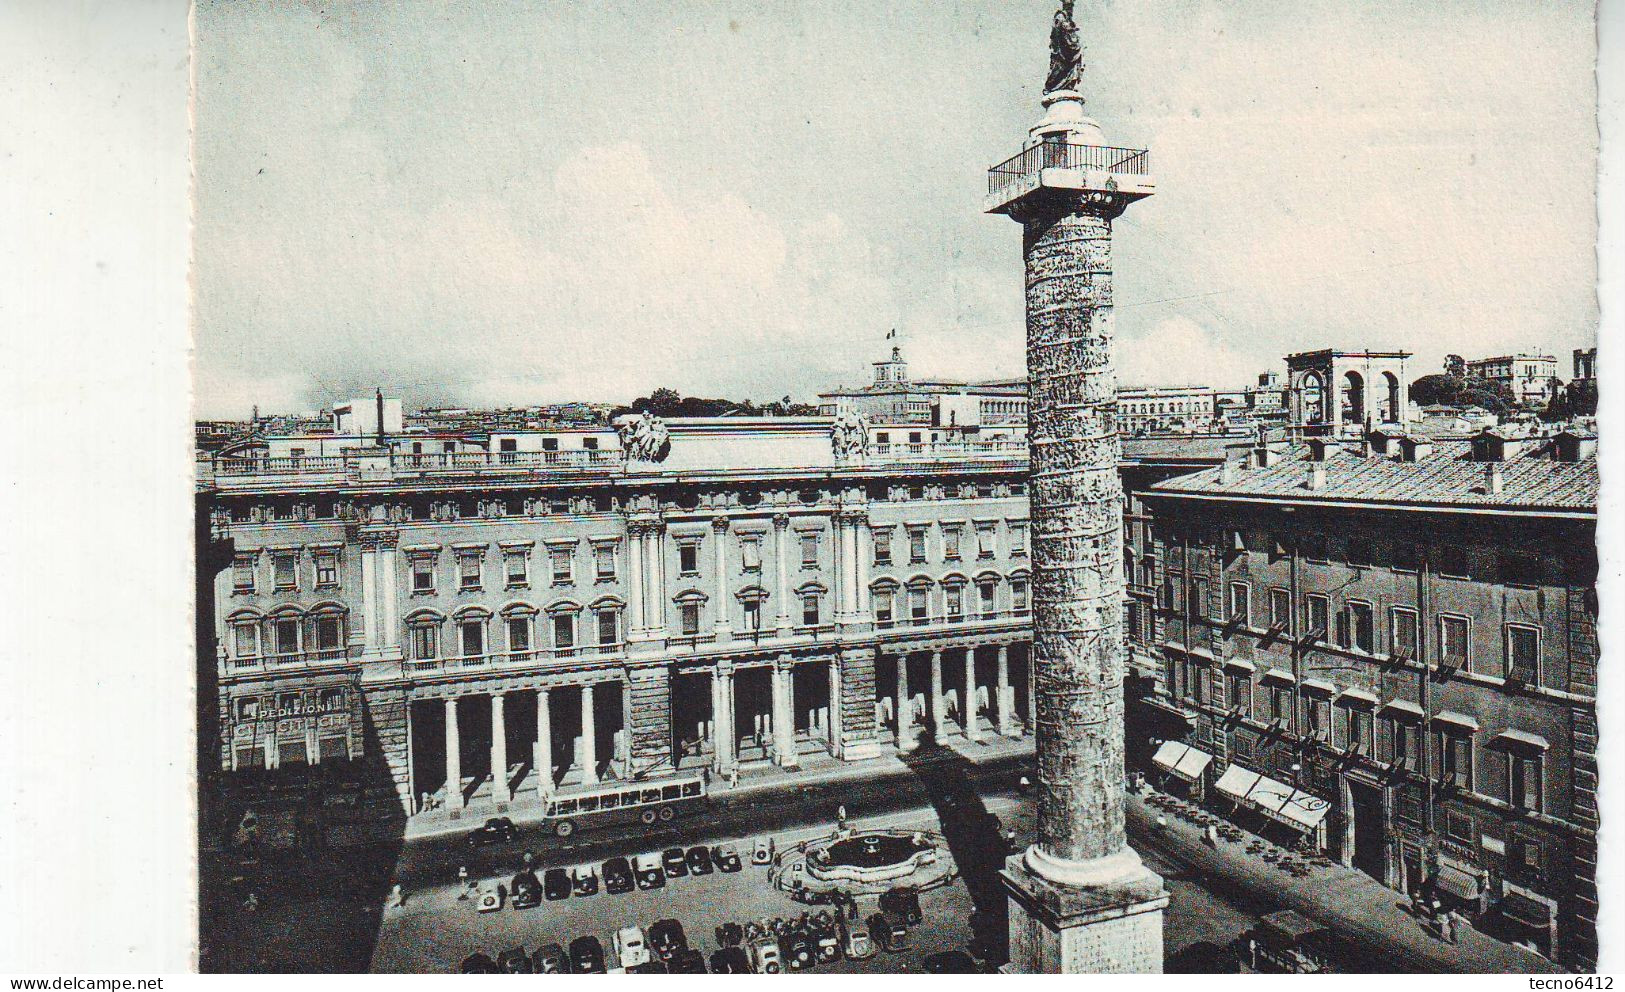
191 0 1596 419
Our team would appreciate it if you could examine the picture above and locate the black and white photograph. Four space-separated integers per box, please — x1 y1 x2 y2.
3 0 1622 979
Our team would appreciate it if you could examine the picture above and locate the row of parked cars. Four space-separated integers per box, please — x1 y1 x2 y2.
460 918 715 974
474 843 748 912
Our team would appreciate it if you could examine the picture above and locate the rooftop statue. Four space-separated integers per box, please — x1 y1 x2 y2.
1045 0 1082 94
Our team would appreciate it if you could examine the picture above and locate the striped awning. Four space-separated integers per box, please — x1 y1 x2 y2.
1215 764 1330 832
1215 764 1262 802
1151 741 1213 782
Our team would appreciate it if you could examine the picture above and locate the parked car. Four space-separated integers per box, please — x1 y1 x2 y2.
615 925 650 969
751 837 775 866
811 924 841 964
648 919 688 961
922 950 979 974
840 917 875 961
715 921 744 948
466 817 518 848
531 942 567 974
627 961 668 974
460 952 500 974
662 847 690 878
880 888 922 926
569 935 607 974
710 946 750 974
869 911 908 953
713 843 743 873
543 867 572 901
602 857 635 895
497 946 534 973
780 930 814 971
686 845 714 875
746 937 782 974
509 870 542 910
668 948 708 974
634 852 667 890
474 881 505 913
571 864 599 897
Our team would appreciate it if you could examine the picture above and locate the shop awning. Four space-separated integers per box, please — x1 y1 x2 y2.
1151 741 1213 782
1215 764 1263 802
1435 862 1483 902
1241 774 1333 832
1500 891 1554 930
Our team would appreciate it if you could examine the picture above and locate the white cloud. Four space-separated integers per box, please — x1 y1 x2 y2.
1118 315 1257 390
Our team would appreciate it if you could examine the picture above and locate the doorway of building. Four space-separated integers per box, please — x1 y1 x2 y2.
1349 780 1388 882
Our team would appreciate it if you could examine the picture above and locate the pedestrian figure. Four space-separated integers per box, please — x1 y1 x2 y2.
387 883 405 909
729 767 739 789
457 865 472 900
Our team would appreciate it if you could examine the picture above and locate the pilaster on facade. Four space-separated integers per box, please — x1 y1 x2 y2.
771 653 799 768
772 513 793 634
710 516 733 635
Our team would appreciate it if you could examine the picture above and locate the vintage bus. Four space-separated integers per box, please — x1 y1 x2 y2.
541 772 707 837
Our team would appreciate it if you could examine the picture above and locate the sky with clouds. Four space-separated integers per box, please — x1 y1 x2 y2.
191 0 1597 418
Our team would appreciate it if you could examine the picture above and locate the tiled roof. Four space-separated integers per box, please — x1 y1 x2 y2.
1149 438 1596 513
1122 435 1240 463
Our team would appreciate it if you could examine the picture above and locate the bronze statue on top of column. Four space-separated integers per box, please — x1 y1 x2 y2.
1045 0 1082 94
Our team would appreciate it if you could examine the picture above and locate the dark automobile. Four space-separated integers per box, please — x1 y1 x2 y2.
570 935 607 974
571 865 599 897
628 961 668 974
685 845 714 875
648 919 688 960
869 912 908 953
922 950 980 974
460 952 501 974
709 947 751 974
509 870 542 910
715 922 744 948
498 946 534 973
531 942 567 974
634 853 666 890
712 843 743 873
779 931 814 971
544 867 572 901
466 817 519 848
662 847 689 878
880 889 923 926
669 948 708 974
602 857 635 895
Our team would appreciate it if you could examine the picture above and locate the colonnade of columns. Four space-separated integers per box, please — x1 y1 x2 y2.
440 683 601 817
888 644 1027 749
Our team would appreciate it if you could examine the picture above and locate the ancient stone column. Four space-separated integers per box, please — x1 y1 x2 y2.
996 644 1017 737
930 650 946 739
895 653 915 751
579 683 598 786
444 696 463 815
964 649 985 742
534 688 553 797
989 3 1166 973
490 693 510 806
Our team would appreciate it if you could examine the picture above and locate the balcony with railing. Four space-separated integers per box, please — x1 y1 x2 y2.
986 142 1153 215
225 649 356 675
207 447 625 487
867 439 1027 466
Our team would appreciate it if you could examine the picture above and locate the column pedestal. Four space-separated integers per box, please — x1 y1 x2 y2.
1002 852 1169 974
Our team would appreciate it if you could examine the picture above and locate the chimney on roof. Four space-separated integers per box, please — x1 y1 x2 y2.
1252 444 1282 469
1485 461 1505 495
1306 437 1334 463
1305 463 1327 491
1398 436 1433 462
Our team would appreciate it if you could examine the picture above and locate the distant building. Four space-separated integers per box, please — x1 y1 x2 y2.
816 345 1028 434
1465 354 1559 409
1117 385 1217 434
1572 348 1596 382
1285 349 1413 435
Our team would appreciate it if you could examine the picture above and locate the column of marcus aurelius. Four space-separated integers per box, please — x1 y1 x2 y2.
987 1 1167 974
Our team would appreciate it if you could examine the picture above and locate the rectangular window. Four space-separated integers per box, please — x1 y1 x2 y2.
741 536 762 573
552 614 576 649
411 625 437 660
1444 809 1475 844
504 551 529 588
595 543 617 580
909 587 928 621
800 532 819 567
1344 707 1374 755
1184 660 1206 706
743 599 762 631
273 553 297 591
1268 684 1290 722
1303 594 1330 639
1190 577 1209 619
1508 753 1543 813
680 602 701 636
458 552 482 591
597 610 618 646
314 551 339 588
1227 582 1251 625
1505 624 1539 683
679 542 700 576
1347 602 1374 653
908 528 927 564
550 546 573 584
945 585 964 620
507 617 530 653
1306 696 1331 741
1011 578 1029 613
1303 535 1329 563
274 617 299 656
314 616 342 652
1269 588 1291 628
978 582 996 616
1164 570 1183 612
232 555 256 594
1228 672 1251 713
1395 783 1425 826
1009 522 1028 556
801 595 820 627
1436 732 1473 789
1391 544 1420 573
1500 551 1541 588
1345 538 1374 569
234 624 258 658
411 556 435 593
873 529 892 565
976 523 996 559
874 591 894 625
459 621 484 658
1390 607 1418 659
1439 615 1470 671
1387 718 1419 769
942 525 962 561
